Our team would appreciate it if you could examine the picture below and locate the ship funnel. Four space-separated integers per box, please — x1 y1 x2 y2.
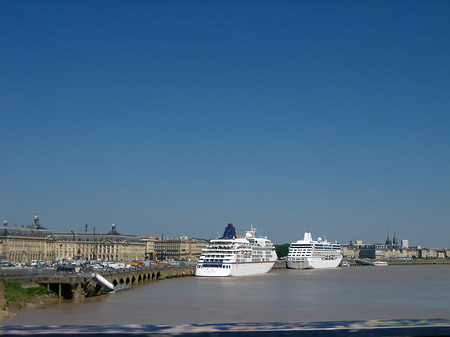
222 224 237 239
304 232 312 241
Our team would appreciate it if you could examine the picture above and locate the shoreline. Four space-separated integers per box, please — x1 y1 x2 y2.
379 259 450 265
274 259 450 268
350 259 450 266
1 294 59 322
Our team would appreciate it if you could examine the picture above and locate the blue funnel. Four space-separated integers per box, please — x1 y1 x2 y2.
222 224 237 239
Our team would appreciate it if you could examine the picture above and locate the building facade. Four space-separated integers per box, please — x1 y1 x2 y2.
0 216 145 264
0 216 54 263
155 237 208 260
52 224 145 262
342 244 450 260
140 236 158 260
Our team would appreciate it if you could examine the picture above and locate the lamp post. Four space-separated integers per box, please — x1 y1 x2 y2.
93 227 97 261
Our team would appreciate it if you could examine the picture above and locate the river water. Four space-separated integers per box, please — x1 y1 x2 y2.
4 265 450 325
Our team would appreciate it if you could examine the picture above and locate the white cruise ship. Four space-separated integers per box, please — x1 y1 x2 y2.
286 232 342 269
195 224 277 277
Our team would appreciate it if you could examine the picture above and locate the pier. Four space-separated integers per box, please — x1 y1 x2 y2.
46 266 195 299
1 266 195 299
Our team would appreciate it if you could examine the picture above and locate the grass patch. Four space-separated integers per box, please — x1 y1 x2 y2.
3 281 54 303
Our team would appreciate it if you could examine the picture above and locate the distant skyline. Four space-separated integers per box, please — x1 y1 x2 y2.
0 214 431 249
1 1 449 248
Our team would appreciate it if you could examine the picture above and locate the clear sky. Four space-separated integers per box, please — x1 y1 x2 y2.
1 1 449 248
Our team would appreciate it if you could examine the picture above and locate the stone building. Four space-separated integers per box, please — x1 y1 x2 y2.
341 245 358 259
155 237 208 260
189 239 208 259
342 231 428 260
0 216 145 264
0 216 54 263
140 236 158 260
341 243 450 260
52 223 145 262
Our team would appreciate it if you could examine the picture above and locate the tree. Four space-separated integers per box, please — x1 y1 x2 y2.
275 244 290 258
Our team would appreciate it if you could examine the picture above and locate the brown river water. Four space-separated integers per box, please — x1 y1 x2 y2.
4 264 450 325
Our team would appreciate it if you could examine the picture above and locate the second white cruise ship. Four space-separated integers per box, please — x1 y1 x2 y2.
286 232 342 269
195 224 277 277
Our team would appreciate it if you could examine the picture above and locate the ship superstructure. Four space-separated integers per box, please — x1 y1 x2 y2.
286 232 342 269
195 224 277 277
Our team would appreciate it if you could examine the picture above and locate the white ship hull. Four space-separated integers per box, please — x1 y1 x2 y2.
195 261 275 277
286 256 342 269
195 266 232 277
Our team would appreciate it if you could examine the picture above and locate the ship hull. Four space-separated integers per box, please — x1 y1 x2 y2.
195 261 276 277
286 256 342 269
194 266 232 277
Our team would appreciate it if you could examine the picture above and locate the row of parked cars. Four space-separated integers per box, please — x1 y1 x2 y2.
0 261 16 268
0 259 197 270
0 260 52 268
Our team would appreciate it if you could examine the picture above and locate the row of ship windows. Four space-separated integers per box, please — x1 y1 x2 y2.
207 247 273 251
289 256 338 261
203 255 232 258
236 258 266 262
291 249 340 253
202 254 267 258
197 264 231 268
203 249 274 253
291 245 340 249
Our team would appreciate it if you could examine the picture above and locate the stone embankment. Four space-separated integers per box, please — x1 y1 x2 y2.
0 265 195 321
273 259 450 268
272 260 287 269
350 259 450 266
384 259 450 265
38 265 196 299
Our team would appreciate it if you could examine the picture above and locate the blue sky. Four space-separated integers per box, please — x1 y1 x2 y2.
1 1 449 248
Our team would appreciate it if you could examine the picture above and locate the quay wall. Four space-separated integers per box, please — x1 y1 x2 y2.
273 259 450 268
50 265 196 299
1 265 196 300
350 259 450 266
384 259 450 265
272 260 286 269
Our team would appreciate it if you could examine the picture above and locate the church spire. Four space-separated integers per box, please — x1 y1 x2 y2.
386 231 392 246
